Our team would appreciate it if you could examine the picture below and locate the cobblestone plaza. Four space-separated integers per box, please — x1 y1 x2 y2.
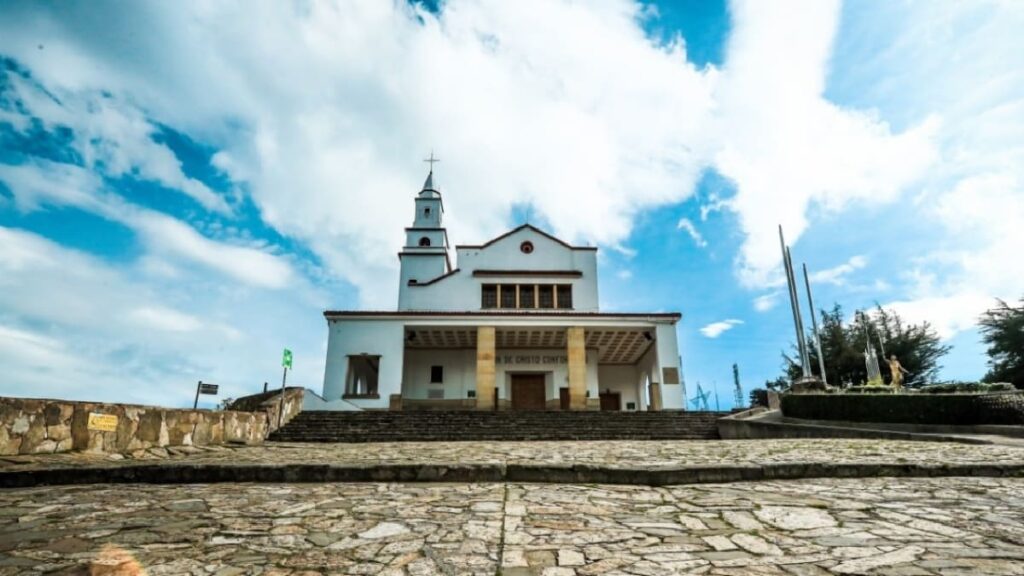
2 478 1024 575
2 440 1024 574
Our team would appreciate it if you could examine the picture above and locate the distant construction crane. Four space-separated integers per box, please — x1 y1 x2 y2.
732 363 743 408
690 382 711 411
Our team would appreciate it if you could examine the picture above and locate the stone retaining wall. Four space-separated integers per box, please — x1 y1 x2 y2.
0 387 305 457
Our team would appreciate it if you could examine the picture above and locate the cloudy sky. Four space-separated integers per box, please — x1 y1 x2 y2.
0 0 1021 409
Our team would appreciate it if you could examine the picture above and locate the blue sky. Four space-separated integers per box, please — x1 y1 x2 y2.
0 0 1021 409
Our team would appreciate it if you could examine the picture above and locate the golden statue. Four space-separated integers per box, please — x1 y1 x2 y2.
888 355 910 389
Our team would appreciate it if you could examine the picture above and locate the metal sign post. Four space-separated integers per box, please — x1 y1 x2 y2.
279 349 293 428
194 381 219 409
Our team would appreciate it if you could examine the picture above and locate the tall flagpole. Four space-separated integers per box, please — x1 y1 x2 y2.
802 263 828 386
779 226 810 379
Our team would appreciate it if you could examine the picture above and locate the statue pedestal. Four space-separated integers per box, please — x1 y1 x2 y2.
790 376 827 394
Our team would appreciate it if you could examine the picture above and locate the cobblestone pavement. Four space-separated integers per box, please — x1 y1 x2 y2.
4 439 1024 471
2 477 1024 575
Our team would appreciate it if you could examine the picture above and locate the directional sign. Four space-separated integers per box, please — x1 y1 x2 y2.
87 413 118 432
282 348 293 369
198 383 219 395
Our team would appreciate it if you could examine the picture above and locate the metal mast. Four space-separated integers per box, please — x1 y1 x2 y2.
802 263 828 386
779 226 810 379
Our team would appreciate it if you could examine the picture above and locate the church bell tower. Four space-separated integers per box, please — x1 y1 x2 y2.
398 166 451 293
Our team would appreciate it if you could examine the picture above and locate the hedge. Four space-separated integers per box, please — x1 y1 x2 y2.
918 382 1015 394
780 391 1024 425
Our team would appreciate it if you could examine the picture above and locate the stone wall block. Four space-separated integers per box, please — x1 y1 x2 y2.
33 439 57 454
137 410 162 443
0 426 20 456
86 430 104 452
223 413 244 443
157 413 170 447
70 407 90 451
208 414 224 444
47 423 71 442
192 416 211 445
20 416 46 455
114 413 137 452
11 415 30 435
166 413 184 445
43 404 63 426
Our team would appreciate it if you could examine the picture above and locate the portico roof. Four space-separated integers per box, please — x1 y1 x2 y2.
402 325 658 364
323 310 681 320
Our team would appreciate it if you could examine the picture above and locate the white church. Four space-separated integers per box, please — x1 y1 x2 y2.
309 169 685 412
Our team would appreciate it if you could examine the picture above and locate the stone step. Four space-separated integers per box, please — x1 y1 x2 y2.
271 411 725 442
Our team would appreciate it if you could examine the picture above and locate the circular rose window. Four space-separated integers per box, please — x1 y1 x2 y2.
520 241 534 254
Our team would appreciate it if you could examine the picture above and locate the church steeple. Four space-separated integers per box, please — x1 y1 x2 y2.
399 160 450 292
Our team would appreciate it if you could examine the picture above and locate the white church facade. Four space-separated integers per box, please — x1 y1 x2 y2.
310 170 685 411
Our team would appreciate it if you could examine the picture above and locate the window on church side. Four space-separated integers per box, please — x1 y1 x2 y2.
519 285 535 308
500 284 516 308
419 237 431 247
345 355 380 397
538 285 554 309
430 365 444 383
557 285 572 309
481 284 498 309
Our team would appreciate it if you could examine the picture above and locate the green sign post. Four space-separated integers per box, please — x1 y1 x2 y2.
279 348 293 427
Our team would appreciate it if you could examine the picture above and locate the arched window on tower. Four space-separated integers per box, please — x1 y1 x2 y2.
424 207 431 217
419 237 431 247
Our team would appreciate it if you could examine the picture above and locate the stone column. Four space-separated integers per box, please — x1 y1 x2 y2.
567 326 587 410
476 326 496 410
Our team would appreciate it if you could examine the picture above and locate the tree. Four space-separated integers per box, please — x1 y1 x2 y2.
780 304 950 388
979 297 1024 388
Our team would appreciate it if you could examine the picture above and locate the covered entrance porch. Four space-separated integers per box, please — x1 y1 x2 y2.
399 321 681 411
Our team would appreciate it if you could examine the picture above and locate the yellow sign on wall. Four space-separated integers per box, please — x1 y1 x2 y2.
87 413 118 432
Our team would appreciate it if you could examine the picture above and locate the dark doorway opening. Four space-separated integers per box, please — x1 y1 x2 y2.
511 374 546 411
599 392 621 411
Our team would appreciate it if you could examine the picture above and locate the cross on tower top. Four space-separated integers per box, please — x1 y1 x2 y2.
423 150 440 172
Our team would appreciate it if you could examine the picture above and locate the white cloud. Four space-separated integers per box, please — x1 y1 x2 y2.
0 0 977 310
128 306 204 333
0 226 325 405
711 0 939 288
616 269 633 280
833 1 1024 338
883 293 995 340
0 159 296 290
3 70 230 214
752 292 781 312
676 217 708 248
0 0 720 308
884 173 1024 339
809 255 867 286
700 318 744 338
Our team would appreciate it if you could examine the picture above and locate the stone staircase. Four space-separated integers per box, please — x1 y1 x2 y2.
270 410 725 442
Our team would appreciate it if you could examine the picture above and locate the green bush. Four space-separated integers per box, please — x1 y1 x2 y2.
844 386 895 394
918 382 1016 394
781 391 1024 425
